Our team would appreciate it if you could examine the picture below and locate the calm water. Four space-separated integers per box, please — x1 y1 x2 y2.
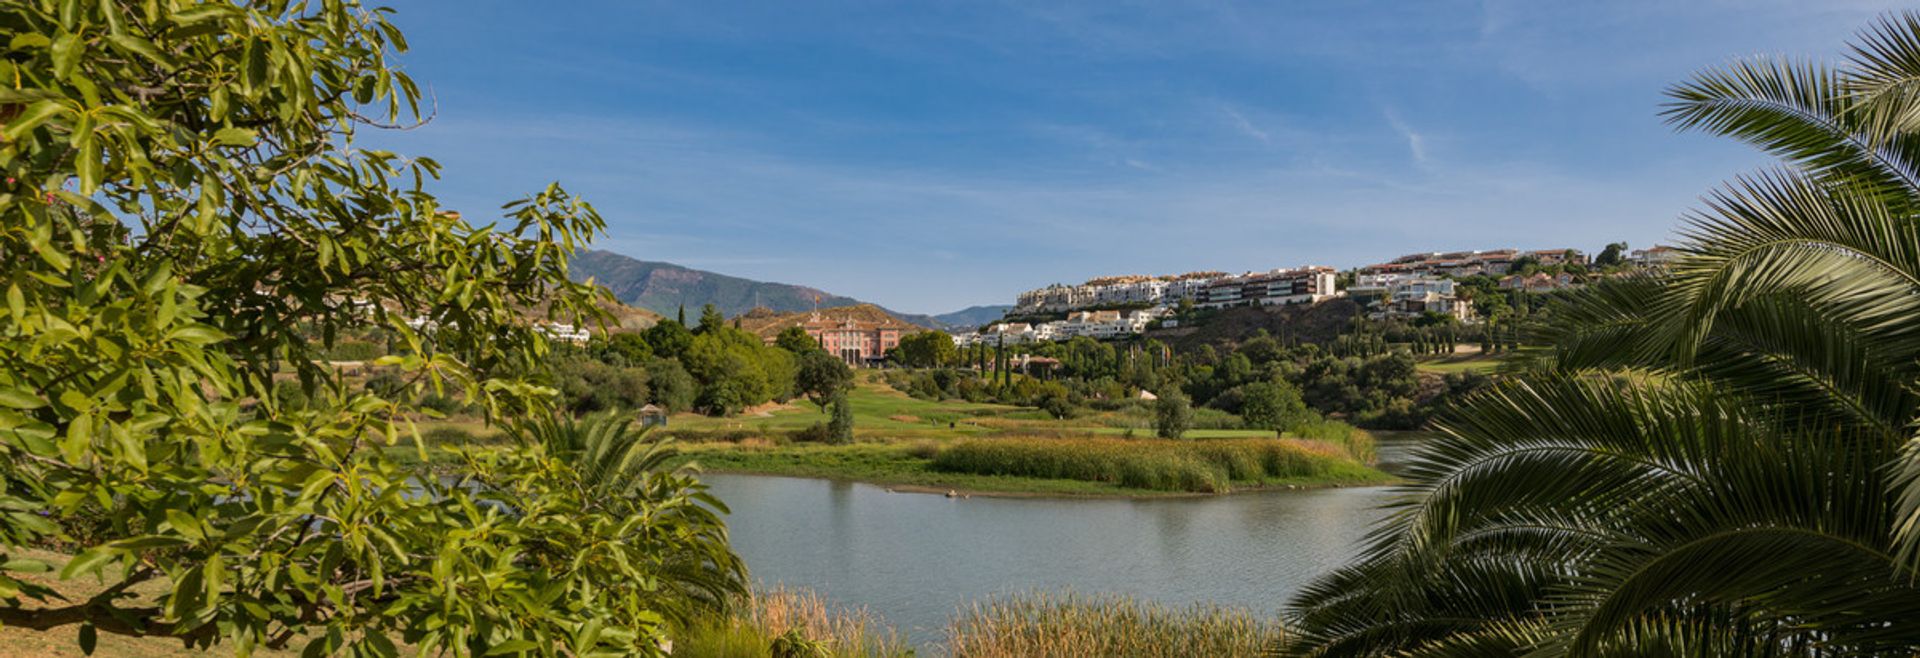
701 434 1423 647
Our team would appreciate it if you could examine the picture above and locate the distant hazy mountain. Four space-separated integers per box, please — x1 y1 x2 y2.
930 305 1011 330
572 250 979 329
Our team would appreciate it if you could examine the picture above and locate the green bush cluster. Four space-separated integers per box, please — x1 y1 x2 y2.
323 339 386 361
930 437 1349 493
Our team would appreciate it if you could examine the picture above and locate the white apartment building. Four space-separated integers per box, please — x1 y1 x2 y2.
1012 272 1223 314
1196 267 1339 309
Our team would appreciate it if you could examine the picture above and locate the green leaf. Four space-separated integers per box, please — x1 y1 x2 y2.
169 5 240 26
49 33 81 80
0 388 44 410
1 558 52 574
78 623 95 655
2 101 71 141
7 284 25 326
241 38 269 94
106 34 171 67
213 127 256 147
483 640 540 656
10 34 50 49
167 326 227 345
106 536 188 551
165 509 204 542
59 546 115 580
74 132 100 194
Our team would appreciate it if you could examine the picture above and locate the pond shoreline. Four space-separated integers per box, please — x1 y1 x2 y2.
783 474 1396 500
677 441 1399 500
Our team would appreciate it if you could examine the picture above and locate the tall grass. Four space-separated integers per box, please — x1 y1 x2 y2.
946 591 1283 658
674 587 909 658
1289 420 1375 464
929 437 1371 493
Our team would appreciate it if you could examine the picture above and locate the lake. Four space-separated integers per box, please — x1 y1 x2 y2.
700 433 1425 647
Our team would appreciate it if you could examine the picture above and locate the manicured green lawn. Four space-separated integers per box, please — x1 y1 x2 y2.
1415 357 1504 374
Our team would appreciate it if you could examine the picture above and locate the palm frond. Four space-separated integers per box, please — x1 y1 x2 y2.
1665 55 1920 202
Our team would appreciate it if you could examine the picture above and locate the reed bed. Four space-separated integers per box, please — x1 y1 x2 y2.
929 436 1365 493
945 591 1284 658
674 586 909 658
1289 420 1376 463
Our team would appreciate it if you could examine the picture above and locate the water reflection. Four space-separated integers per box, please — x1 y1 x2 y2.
705 473 1405 646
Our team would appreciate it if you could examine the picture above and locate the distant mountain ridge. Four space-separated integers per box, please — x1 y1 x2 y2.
570 250 992 330
930 305 1012 330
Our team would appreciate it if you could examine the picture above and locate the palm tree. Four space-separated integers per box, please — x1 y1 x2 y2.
508 411 749 628
1283 14 1920 656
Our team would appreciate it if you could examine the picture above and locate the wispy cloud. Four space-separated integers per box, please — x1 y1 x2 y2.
1220 105 1272 145
1381 108 1431 167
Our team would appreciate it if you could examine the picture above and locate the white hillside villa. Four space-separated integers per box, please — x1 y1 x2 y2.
1348 273 1477 323
956 307 1169 347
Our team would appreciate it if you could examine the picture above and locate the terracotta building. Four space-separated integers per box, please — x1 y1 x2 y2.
795 314 908 366
738 305 918 367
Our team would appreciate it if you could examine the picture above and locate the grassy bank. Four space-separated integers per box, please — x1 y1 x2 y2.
675 589 1284 658
674 442 1200 496
931 437 1381 493
674 433 1391 496
947 592 1283 658
675 587 908 658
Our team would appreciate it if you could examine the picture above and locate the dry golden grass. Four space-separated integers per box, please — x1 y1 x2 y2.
946 591 1283 658
674 586 909 657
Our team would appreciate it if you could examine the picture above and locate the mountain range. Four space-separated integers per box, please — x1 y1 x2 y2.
569 250 1008 330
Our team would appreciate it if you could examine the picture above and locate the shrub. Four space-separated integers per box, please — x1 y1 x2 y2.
904 440 943 460
423 426 477 445
791 422 834 444
324 339 385 361
1153 392 1191 439
827 390 855 444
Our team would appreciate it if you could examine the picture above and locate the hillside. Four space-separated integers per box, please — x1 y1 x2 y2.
572 250 860 319
1147 298 1364 351
930 304 1011 330
572 249 963 329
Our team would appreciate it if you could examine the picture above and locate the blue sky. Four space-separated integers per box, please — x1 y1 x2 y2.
371 0 1908 314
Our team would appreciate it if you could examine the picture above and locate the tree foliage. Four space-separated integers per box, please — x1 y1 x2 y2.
893 330 956 368
795 349 852 412
1153 391 1191 439
0 2 734 654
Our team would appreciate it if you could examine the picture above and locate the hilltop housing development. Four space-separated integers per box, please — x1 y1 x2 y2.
975 246 1603 345
1012 267 1338 315
976 266 1340 346
737 244 1646 357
